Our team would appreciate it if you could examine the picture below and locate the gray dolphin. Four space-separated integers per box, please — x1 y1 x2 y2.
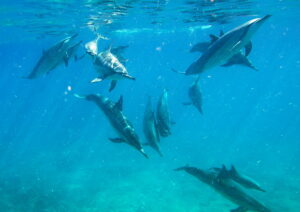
175 15 270 75
190 31 258 71
175 165 271 212
85 37 134 92
183 77 203 114
143 97 162 157
74 94 148 158
25 34 79 79
215 165 266 192
156 89 172 137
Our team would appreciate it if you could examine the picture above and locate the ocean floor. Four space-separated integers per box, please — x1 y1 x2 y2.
1 161 300 212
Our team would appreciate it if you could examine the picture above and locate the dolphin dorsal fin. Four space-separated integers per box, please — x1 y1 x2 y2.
219 30 224 36
209 34 219 43
244 42 252 56
230 165 238 175
114 95 123 110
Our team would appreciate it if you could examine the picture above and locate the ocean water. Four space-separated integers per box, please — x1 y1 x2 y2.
0 0 300 211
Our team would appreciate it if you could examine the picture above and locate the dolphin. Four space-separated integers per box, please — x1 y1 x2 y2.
215 165 266 192
190 31 258 71
175 165 271 212
25 33 79 79
90 48 135 91
156 89 172 137
85 37 134 92
175 15 270 75
183 77 203 114
143 97 162 157
74 94 148 158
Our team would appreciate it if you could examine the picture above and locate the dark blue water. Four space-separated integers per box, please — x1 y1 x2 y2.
0 1 300 211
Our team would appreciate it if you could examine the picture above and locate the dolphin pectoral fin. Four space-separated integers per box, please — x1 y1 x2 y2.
230 207 247 212
109 137 125 143
73 93 86 99
244 42 252 56
90 77 103 83
124 74 136 80
183 102 192 106
114 96 123 111
109 80 118 92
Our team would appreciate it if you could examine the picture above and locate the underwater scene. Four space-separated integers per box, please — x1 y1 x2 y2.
0 0 300 211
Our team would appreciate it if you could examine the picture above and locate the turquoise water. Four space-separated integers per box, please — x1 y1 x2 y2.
0 0 300 211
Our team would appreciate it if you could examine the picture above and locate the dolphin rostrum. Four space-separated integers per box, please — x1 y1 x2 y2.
74 93 148 158
175 15 270 75
183 77 203 114
156 89 172 137
175 165 271 212
143 97 162 157
25 33 79 79
214 165 266 192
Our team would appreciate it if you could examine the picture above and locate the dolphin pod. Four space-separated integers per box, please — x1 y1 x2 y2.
24 15 272 211
175 165 271 212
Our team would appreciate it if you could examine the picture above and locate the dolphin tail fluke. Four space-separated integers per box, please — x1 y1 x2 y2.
171 68 186 75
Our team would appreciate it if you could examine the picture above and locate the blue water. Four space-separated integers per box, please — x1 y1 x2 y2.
0 1 300 211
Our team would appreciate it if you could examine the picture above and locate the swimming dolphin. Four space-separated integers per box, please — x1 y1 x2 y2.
25 33 79 78
175 165 271 212
74 94 148 158
85 37 134 92
156 89 172 137
190 31 258 71
174 15 270 75
143 97 162 157
183 77 203 114
215 165 266 192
